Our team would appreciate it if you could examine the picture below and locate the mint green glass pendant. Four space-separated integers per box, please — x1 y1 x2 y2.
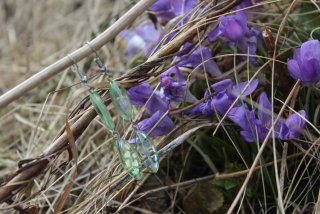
89 91 115 130
135 130 159 173
109 81 133 121
117 139 143 180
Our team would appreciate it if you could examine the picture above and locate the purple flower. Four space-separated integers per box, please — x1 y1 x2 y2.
169 0 196 16
176 43 222 76
208 7 262 65
279 110 307 140
287 40 320 86
149 0 176 21
127 82 169 115
211 79 259 116
120 23 161 57
229 92 307 142
160 66 198 103
228 105 268 142
135 110 175 137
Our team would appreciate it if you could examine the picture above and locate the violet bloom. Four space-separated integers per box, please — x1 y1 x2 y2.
279 111 307 140
135 110 175 137
211 78 259 116
127 82 169 115
176 43 222 76
287 40 320 87
120 23 161 57
208 7 262 65
169 0 196 16
160 66 198 103
229 92 307 142
228 105 268 142
228 92 275 142
149 0 175 21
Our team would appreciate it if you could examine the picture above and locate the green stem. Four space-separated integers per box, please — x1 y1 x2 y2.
304 87 312 116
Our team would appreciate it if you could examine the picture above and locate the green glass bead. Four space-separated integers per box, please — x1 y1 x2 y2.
89 91 115 130
109 81 133 121
135 130 159 173
117 139 143 180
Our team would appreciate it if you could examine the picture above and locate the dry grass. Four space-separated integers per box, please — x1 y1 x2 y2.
1 0 320 213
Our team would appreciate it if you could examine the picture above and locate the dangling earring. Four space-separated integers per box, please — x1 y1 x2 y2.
67 54 143 180
84 41 159 174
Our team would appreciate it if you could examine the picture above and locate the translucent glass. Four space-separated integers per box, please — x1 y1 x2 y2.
135 130 159 173
89 92 115 130
109 81 133 121
117 139 143 180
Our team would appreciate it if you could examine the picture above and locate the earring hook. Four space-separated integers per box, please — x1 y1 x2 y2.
67 54 93 91
83 41 113 81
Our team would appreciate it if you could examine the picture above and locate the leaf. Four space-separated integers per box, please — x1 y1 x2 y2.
225 178 238 190
183 182 224 214
212 179 225 187
245 186 252 197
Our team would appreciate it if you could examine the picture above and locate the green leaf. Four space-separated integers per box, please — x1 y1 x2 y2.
225 178 238 190
245 186 252 197
183 182 224 214
212 179 225 187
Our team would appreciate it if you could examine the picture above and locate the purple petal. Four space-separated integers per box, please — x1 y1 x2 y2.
279 123 289 140
146 94 170 115
202 97 214 117
220 18 245 43
293 48 301 60
228 106 251 130
258 92 272 126
200 46 222 76
160 76 175 88
300 40 320 62
231 79 259 98
163 66 186 83
208 27 222 42
287 59 301 81
212 91 234 116
128 83 153 105
149 0 172 12
286 110 307 139
211 79 234 92
235 6 247 34
135 23 160 43
240 130 256 142
184 103 205 115
136 110 175 137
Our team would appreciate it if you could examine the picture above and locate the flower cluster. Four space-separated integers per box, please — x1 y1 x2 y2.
228 92 307 142
122 0 308 144
208 7 263 65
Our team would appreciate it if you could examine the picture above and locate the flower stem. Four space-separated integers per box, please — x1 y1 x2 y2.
304 87 312 116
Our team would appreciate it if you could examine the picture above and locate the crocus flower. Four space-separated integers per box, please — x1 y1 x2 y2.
135 110 175 137
229 92 307 142
149 0 175 21
160 66 198 103
279 111 307 140
228 105 268 142
120 23 161 57
169 0 196 16
211 78 259 116
176 43 222 76
287 40 320 87
127 82 169 115
208 7 262 65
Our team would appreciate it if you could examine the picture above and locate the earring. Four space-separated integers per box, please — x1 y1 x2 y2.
67 54 143 180
68 41 159 180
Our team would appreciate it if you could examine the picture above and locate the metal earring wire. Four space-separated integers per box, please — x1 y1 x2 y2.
67 54 93 92
83 41 112 81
